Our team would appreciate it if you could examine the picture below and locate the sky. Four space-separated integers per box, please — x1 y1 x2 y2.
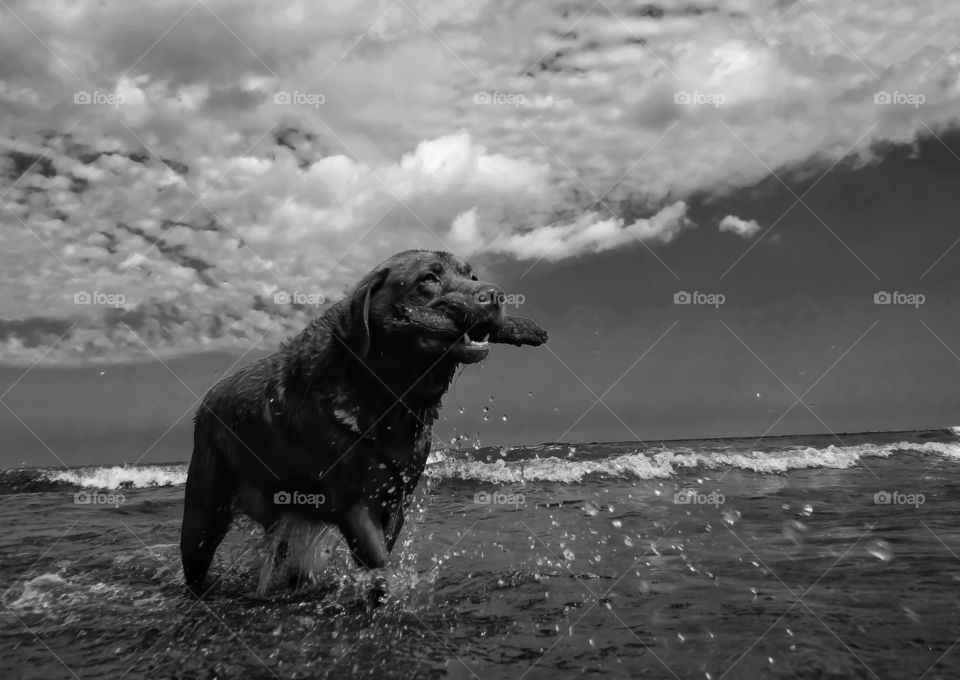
2 0 960 467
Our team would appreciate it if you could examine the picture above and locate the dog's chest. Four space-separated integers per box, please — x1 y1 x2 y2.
326 389 432 462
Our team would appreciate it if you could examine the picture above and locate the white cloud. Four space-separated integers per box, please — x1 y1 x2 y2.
718 214 762 239
481 202 691 261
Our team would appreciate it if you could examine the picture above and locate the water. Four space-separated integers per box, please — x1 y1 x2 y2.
3 429 960 678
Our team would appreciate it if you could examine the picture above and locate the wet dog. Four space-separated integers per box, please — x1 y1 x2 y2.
180 250 547 594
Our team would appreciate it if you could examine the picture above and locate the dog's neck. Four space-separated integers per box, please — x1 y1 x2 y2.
283 315 455 437
344 349 455 413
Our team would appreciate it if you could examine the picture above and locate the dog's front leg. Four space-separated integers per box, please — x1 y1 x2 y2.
339 500 389 569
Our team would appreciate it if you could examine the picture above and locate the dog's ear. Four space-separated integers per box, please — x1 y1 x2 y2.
343 267 390 358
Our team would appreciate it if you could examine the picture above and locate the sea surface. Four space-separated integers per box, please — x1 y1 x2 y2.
3 429 960 679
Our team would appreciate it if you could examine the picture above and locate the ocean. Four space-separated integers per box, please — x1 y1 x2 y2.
3 429 960 679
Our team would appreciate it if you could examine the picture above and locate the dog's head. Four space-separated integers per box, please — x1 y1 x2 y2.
338 250 547 368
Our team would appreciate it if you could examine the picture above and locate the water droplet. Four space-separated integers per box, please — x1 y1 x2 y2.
782 520 807 546
562 548 575 561
903 606 921 624
458 407 464 415
489 396 495 402
801 504 813 516
501 415 508 422
611 519 622 528
624 537 633 547
866 539 893 562
677 633 686 642
722 509 741 526
528 391 534 397
583 502 600 517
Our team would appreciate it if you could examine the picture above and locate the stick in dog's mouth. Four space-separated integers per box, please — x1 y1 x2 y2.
396 304 548 347
398 304 547 364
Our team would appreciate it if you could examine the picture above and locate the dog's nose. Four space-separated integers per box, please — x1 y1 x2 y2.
474 285 503 311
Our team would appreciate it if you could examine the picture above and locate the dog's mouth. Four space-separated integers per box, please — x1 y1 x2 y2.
416 330 490 364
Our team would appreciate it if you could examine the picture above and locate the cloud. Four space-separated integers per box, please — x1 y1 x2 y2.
718 214 762 239
3 0 960 362
475 202 691 261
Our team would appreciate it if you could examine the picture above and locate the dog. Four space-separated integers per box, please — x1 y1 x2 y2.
180 250 547 594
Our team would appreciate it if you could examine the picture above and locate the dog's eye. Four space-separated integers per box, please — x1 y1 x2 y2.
420 272 441 285
470 274 479 281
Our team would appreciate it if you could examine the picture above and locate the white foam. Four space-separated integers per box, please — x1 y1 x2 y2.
44 465 187 489
2 574 85 613
25 440 960 490
425 453 675 484
424 440 960 484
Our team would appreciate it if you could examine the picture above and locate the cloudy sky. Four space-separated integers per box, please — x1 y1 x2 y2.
2 0 960 466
